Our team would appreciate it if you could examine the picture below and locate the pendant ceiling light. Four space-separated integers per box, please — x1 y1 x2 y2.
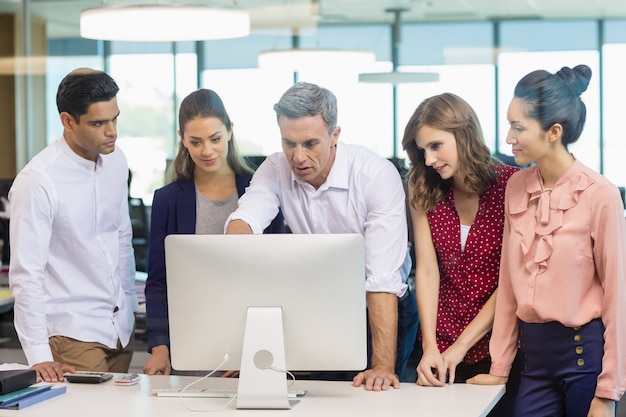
358 71 438 83
257 1 375 73
80 4 250 42
359 8 439 84
258 49 376 72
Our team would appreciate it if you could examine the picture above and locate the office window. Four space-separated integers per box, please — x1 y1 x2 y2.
201 68 292 156
43 19 620 201
202 64 393 157
401 22 494 66
497 20 600 171
201 25 394 157
109 53 174 204
108 43 197 204
602 19 626 188
397 64 496 161
46 39 103 144
297 60 394 157
297 25 390 61
45 56 103 144
396 22 495 162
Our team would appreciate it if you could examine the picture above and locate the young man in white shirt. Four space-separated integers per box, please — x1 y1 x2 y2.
226 82 418 391
9 68 138 383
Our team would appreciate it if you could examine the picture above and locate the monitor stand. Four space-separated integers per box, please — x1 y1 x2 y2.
236 306 291 409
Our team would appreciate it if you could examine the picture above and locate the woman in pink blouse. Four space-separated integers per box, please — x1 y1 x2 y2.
468 65 626 417
402 93 519 416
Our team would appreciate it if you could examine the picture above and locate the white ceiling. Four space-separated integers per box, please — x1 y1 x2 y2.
2 0 626 39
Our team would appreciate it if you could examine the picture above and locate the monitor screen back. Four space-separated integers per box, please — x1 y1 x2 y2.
165 233 367 372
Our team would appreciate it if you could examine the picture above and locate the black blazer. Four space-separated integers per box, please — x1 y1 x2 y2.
144 175 285 351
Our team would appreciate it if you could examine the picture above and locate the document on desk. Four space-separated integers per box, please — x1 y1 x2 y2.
0 384 67 410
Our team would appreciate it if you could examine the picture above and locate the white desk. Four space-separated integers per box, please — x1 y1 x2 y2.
1 374 505 416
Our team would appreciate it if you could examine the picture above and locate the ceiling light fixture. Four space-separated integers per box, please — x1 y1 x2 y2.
258 48 376 72
358 71 438 83
258 2 374 73
359 8 439 84
80 4 250 42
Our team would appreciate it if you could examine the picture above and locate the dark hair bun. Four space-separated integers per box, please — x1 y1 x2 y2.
557 64 592 96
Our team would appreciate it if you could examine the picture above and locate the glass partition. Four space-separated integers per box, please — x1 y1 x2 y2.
602 19 626 189
43 18 626 204
107 42 197 204
497 20 600 171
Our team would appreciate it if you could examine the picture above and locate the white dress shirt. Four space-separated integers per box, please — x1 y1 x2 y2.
226 142 408 296
8 137 138 366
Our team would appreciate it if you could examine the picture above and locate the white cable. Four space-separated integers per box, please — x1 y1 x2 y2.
268 366 296 387
176 355 297 412
178 353 234 413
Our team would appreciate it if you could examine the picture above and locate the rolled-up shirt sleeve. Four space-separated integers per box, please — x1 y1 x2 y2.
225 158 281 235
360 161 408 296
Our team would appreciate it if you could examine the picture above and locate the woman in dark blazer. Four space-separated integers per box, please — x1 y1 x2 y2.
143 89 284 375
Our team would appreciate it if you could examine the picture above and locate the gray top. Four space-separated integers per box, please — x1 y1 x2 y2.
195 188 239 235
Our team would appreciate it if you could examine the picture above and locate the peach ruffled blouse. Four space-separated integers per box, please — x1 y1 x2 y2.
489 160 626 401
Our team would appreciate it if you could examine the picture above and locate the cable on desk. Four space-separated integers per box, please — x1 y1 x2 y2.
178 353 235 412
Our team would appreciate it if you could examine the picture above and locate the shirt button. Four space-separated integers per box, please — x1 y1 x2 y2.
573 334 582 342
576 346 583 354
577 358 585 366
114 306 119 312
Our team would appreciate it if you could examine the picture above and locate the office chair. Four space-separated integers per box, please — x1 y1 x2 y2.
128 197 149 272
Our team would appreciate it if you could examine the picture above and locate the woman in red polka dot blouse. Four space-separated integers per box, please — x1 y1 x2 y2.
402 93 520 416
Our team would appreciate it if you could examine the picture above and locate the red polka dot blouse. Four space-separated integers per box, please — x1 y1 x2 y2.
427 163 518 364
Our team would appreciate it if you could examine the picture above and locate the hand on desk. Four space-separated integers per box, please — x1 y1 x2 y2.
415 343 470 386
466 373 508 386
415 348 447 387
32 361 76 383
143 345 171 375
353 367 400 391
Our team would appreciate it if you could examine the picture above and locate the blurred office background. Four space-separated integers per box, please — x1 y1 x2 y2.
0 1 625 400
1 0 625 205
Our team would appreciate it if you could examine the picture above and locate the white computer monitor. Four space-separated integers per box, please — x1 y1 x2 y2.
164 233 367 409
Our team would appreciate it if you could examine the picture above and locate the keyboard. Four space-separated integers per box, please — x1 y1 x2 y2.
151 388 307 398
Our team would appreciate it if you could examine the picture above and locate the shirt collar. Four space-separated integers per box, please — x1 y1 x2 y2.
509 159 593 217
59 135 103 170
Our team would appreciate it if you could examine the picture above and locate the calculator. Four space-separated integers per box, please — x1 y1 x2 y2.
63 371 113 384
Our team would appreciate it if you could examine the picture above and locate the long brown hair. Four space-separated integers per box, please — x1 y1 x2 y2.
170 88 253 182
401 93 498 212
